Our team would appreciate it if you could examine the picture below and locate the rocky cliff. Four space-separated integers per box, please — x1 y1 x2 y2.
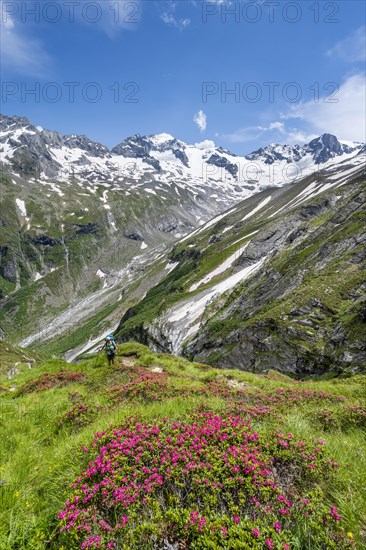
116 156 366 376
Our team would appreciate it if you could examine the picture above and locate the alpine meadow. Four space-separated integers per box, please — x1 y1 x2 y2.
0 1 365 549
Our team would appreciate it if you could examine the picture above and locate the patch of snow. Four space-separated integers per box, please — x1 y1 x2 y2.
16 199 27 216
66 325 120 362
101 190 109 203
141 241 148 249
165 257 266 353
227 230 259 248
242 196 272 221
190 242 250 292
96 269 108 289
149 133 175 145
47 182 64 196
15 198 31 229
179 208 237 243
165 261 179 273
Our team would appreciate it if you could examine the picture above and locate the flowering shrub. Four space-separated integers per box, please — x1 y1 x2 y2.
202 381 345 409
312 405 366 431
105 368 184 404
17 371 84 395
58 412 352 549
57 403 102 431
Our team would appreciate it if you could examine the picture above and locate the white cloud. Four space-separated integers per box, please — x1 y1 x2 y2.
195 139 216 149
193 110 207 132
283 130 318 144
75 0 141 37
0 4 51 77
326 26 366 63
222 122 316 145
222 127 261 143
223 73 366 146
258 121 285 133
160 1 191 30
285 73 366 142
161 12 190 30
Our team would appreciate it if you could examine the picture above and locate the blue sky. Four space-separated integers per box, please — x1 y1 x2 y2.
1 0 365 154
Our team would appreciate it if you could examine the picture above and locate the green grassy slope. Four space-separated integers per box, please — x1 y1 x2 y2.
0 341 40 380
0 169 195 346
0 343 365 549
116 173 365 375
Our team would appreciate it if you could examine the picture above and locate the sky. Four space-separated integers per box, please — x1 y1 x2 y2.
1 0 365 154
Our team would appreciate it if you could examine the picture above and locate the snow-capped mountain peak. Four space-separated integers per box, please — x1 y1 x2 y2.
0 115 364 210
305 133 352 164
148 133 176 146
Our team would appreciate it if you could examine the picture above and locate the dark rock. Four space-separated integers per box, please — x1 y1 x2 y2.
360 301 366 323
207 153 238 177
245 143 305 164
0 250 17 283
63 135 110 157
173 148 189 167
351 247 366 263
0 246 9 258
74 223 99 236
305 134 347 164
31 235 60 246
286 227 307 243
209 234 222 244
293 319 318 328
112 134 152 157
299 200 329 219
124 232 144 241
144 157 161 172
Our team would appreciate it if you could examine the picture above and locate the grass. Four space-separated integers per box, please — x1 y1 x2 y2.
30 302 119 358
0 341 40 379
0 343 365 548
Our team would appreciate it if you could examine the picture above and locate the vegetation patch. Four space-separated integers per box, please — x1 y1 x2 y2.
17 371 84 395
58 412 351 549
0 344 365 549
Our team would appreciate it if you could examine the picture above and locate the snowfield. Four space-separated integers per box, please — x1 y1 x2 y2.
155 257 266 354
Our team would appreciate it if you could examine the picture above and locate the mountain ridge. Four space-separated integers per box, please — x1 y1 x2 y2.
0 114 365 369
115 157 366 376
1 114 363 187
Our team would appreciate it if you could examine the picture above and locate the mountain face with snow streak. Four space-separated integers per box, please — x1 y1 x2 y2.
0 113 364 358
115 154 366 376
244 134 363 166
1 114 364 194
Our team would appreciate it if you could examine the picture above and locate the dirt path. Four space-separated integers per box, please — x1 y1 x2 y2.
120 355 138 367
119 356 164 373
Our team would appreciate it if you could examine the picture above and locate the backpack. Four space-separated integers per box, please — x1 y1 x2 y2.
106 341 116 355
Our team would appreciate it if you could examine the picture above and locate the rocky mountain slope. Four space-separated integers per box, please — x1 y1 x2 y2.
0 114 364 360
2 115 362 191
116 153 366 376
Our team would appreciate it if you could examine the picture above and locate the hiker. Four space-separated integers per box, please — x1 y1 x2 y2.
101 336 117 366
